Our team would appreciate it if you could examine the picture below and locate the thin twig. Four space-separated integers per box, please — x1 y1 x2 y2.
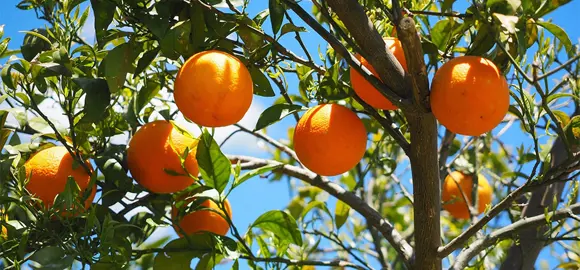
228 155 414 265
233 124 299 161
537 54 580 81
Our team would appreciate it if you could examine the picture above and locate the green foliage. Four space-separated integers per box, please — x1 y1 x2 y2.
0 0 578 269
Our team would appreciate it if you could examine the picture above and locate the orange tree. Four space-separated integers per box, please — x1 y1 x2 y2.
0 0 579 269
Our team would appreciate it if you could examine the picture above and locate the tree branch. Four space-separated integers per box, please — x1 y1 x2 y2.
500 108 580 269
324 0 408 99
438 148 580 258
537 54 580 81
281 0 411 109
396 17 430 113
227 155 414 267
450 203 580 269
239 255 366 269
234 124 299 161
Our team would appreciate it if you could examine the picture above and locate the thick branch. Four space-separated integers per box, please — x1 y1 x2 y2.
450 203 580 269
227 155 414 267
396 17 430 112
282 0 411 109
404 112 441 270
324 0 408 99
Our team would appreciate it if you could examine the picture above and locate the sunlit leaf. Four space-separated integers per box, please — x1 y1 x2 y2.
250 210 303 246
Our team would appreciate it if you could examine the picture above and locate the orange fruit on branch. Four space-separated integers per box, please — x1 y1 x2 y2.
349 37 408 110
293 104 367 176
430 56 510 136
442 171 493 219
174 50 254 127
127 120 199 194
24 146 96 211
172 197 232 237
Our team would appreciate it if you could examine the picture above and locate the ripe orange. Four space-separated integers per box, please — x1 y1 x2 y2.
349 37 408 110
174 50 254 127
442 171 493 219
127 120 199 194
172 198 232 237
24 146 96 210
430 56 510 136
293 104 367 176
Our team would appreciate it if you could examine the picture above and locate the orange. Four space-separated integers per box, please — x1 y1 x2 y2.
127 120 199 194
174 50 254 127
430 56 510 136
24 146 96 211
172 198 232 237
442 171 493 219
293 104 367 176
349 37 408 110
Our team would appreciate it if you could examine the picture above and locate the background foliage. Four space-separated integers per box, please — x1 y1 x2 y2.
0 0 579 269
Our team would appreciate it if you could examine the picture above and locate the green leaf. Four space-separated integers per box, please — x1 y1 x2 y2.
493 14 519 34
0 109 7 129
73 78 111 123
534 0 571 17
234 163 284 187
196 130 231 193
249 67 275 97
300 200 333 223
0 38 9 57
153 237 211 270
255 104 304 131
280 23 307 36
142 15 170 40
487 0 521 14
250 210 303 246
238 18 264 51
1 63 16 90
0 128 10 150
91 0 116 48
160 20 194 60
319 63 350 100
190 3 206 50
431 19 462 50
335 200 351 230
546 93 577 104
269 0 285 35
28 117 50 133
104 43 137 93
552 110 571 128
134 47 160 77
195 253 225 270
29 246 74 270
536 21 573 56
209 0 244 7
467 24 496 55
134 80 161 115
563 116 580 147
20 29 52 61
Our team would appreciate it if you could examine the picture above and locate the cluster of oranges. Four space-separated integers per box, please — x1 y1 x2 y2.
21 50 249 239
20 36 507 234
298 37 506 219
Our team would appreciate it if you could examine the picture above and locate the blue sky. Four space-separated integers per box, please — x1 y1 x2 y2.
1 0 579 269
